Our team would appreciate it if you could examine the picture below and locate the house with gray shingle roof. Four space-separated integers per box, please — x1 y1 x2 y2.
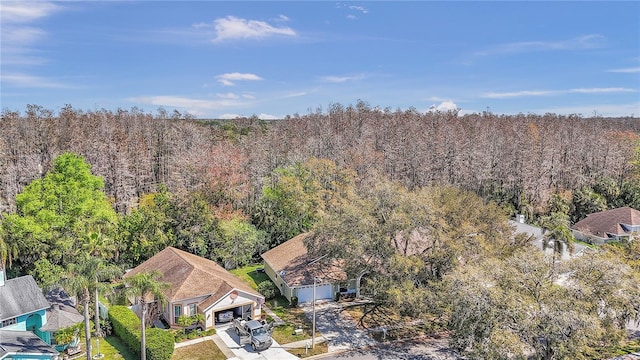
0 269 58 359
123 247 265 329
0 271 51 345
0 330 58 360
571 207 640 245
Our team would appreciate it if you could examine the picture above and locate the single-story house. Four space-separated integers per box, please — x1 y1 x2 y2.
0 330 58 360
0 270 51 345
124 247 264 329
261 233 355 303
571 207 640 245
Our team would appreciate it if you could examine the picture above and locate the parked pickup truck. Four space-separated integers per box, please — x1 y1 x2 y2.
232 319 273 351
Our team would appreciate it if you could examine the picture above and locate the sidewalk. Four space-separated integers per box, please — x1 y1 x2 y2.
281 335 326 349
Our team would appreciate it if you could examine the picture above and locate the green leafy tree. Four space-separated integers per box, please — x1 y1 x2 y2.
216 217 266 269
570 186 607 223
252 158 356 247
122 271 169 360
307 178 515 322
117 189 175 266
29 258 65 289
2 153 117 273
446 250 640 360
169 191 221 259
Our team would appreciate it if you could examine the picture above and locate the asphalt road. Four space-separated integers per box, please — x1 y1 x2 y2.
314 337 463 360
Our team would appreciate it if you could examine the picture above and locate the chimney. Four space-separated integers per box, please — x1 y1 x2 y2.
0 267 5 287
516 214 526 224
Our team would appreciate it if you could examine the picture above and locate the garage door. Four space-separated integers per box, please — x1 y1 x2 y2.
296 284 333 303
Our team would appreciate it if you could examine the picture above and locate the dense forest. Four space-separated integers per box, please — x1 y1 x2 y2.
1 104 639 359
1 103 639 217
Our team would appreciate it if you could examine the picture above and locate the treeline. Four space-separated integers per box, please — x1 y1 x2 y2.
1 103 638 219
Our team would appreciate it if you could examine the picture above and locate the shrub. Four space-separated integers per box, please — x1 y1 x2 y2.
146 328 174 360
257 280 279 300
290 296 298 307
108 305 174 360
109 306 140 354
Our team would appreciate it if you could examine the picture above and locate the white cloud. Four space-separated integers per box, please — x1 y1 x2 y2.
215 72 263 86
348 5 368 14
282 91 308 98
258 113 280 120
320 74 366 83
570 87 636 94
217 112 280 120
129 95 245 110
1 73 69 88
346 14 357 20
0 2 60 23
475 34 605 56
482 87 636 98
215 92 240 99
218 113 242 119
428 101 459 112
606 67 640 73
242 94 256 99
201 16 296 42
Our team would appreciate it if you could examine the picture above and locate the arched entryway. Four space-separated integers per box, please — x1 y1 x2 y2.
25 313 48 343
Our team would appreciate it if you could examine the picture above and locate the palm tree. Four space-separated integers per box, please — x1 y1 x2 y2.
61 256 121 360
540 212 574 264
82 231 120 337
122 271 169 360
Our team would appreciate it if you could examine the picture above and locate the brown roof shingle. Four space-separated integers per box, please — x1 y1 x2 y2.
261 233 347 287
571 207 640 238
124 247 260 304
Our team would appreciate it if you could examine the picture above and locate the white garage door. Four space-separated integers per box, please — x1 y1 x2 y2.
296 284 334 303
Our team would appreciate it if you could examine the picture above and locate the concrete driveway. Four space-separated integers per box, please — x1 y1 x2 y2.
216 324 299 360
300 301 377 352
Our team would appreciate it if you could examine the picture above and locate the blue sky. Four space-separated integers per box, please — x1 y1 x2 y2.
1 1 639 119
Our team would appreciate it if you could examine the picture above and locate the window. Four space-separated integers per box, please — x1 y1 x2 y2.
1 317 17 327
188 304 197 316
174 305 181 323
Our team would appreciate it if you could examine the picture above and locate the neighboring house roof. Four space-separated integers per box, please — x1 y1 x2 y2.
509 220 544 241
0 330 57 358
261 233 347 287
39 304 84 332
571 207 640 239
124 247 260 305
0 275 50 322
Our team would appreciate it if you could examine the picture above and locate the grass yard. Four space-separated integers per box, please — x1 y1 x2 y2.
289 342 329 358
230 264 270 290
172 340 226 360
98 336 138 360
267 296 317 344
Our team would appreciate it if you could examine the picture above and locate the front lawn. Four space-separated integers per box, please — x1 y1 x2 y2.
172 340 226 360
230 264 270 290
267 296 316 344
99 336 138 360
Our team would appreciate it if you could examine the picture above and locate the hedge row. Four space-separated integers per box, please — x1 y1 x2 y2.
109 305 174 360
